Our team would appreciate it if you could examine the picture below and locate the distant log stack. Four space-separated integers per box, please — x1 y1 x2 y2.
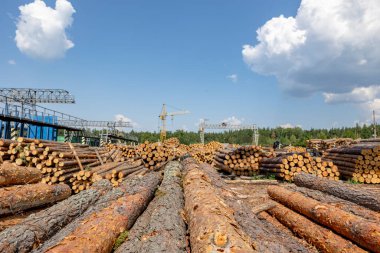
214 145 275 176
323 144 380 183
189 141 223 165
261 152 339 181
307 138 356 153
104 144 141 162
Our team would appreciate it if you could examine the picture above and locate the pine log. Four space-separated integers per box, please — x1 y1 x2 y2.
294 173 380 211
115 161 186 253
268 186 380 253
0 183 71 216
44 172 162 253
35 172 162 253
0 162 42 186
268 203 366 253
182 158 257 252
0 180 113 253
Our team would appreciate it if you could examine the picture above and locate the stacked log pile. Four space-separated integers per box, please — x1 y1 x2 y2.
323 144 380 183
283 146 306 153
307 138 356 152
189 141 222 165
214 145 275 176
261 153 339 181
104 144 140 162
267 184 380 253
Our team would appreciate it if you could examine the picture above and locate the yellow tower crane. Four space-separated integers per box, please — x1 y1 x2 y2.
159 104 190 142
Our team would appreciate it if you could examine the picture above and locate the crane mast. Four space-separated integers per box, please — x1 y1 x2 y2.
159 104 189 142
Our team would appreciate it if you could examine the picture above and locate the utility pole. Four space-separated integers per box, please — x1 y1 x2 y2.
373 110 377 138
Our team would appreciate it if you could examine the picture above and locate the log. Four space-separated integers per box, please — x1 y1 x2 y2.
267 203 366 253
44 172 162 253
33 172 161 253
0 162 42 186
115 161 186 253
0 180 113 253
182 158 256 252
268 186 380 253
294 173 380 211
0 183 71 216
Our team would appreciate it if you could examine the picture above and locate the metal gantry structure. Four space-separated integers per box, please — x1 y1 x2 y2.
199 119 259 145
0 88 75 104
159 104 190 142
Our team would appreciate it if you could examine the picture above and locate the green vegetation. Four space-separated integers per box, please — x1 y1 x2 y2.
76 123 375 146
130 124 374 146
113 230 129 251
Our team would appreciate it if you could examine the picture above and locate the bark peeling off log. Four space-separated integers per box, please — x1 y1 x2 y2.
115 161 186 253
268 186 380 253
34 172 162 253
44 172 162 253
182 158 256 253
294 173 380 211
0 180 113 253
287 184 380 223
0 183 71 216
267 203 367 253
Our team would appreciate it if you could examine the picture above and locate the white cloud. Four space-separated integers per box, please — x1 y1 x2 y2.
15 0 75 59
324 85 380 104
227 74 238 83
115 114 138 128
222 116 243 126
8 60 16 65
243 0 380 96
279 123 302 129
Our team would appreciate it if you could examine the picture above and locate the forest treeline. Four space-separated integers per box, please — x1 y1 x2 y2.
126 124 376 147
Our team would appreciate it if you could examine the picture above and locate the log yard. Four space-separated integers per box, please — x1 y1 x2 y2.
1 0 380 252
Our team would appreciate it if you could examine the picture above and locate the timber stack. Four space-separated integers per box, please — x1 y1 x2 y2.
189 141 222 165
104 144 140 162
261 152 339 181
213 145 275 176
323 144 380 183
307 138 356 153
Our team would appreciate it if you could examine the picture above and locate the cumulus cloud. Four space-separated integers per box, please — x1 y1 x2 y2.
8 60 16 65
324 86 380 104
222 116 243 126
243 0 380 96
115 114 138 128
15 0 75 59
227 74 238 83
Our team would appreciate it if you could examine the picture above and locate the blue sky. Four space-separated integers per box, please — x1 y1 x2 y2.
1 0 378 131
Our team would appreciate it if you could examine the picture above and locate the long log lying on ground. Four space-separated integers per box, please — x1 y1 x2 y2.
0 183 71 216
42 172 162 253
33 174 157 253
0 180 113 253
287 184 380 223
0 162 42 186
268 186 380 253
115 161 186 253
0 207 45 232
294 173 380 211
267 203 366 253
182 158 256 253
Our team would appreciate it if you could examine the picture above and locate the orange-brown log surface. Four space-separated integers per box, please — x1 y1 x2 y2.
268 186 380 253
182 158 256 253
0 162 42 186
0 183 71 216
268 203 366 253
45 173 161 253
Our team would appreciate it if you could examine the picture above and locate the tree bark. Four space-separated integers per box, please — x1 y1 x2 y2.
115 161 187 253
0 162 42 186
268 185 380 253
294 173 380 211
182 158 257 253
33 172 161 253
44 172 162 253
267 203 366 253
0 183 71 216
0 180 112 253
